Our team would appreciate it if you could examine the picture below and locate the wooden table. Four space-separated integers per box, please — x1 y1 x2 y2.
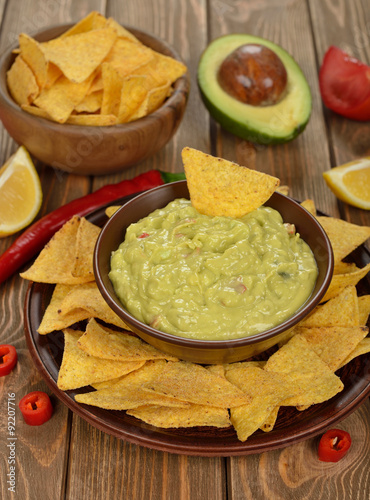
1 0 369 498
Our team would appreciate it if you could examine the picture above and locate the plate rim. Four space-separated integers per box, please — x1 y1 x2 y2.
23 192 370 456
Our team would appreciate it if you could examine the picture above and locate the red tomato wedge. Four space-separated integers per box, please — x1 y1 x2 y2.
319 46 370 121
19 391 53 426
0 345 18 376
318 429 352 462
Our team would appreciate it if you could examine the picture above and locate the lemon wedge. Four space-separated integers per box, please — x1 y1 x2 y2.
323 158 370 210
0 146 43 237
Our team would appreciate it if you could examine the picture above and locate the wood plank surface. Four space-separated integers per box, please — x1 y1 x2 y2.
0 0 369 499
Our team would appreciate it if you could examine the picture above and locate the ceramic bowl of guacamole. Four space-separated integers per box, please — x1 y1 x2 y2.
94 180 334 364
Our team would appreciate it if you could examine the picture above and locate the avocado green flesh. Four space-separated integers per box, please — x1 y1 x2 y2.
198 34 312 144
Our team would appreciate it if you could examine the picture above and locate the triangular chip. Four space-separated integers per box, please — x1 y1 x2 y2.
20 216 93 284
71 217 101 279
338 338 370 369
41 28 117 83
77 318 178 361
182 147 280 217
300 199 317 216
321 263 370 302
358 295 370 325
295 326 368 371
33 73 94 123
264 335 344 407
58 281 132 330
316 216 370 264
59 11 107 38
300 285 359 327
75 360 189 409
225 365 294 442
37 284 90 335
127 404 231 429
142 361 251 408
57 329 144 390
18 33 48 89
7 55 39 106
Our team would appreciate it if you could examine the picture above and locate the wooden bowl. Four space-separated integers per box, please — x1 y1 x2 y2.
94 181 334 364
0 25 189 175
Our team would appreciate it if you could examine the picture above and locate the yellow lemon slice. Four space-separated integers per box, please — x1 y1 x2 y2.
0 146 43 237
323 158 370 210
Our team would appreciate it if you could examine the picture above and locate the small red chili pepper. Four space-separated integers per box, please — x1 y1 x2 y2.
318 429 352 462
19 391 53 426
0 170 166 285
0 345 18 376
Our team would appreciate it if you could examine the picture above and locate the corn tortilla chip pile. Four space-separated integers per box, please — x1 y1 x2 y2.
7 11 187 125
19 152 370 442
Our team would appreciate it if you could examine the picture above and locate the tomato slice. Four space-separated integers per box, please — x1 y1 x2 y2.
0 344 18 376
319 46 370 121
318 429 352 462
19 391 53 426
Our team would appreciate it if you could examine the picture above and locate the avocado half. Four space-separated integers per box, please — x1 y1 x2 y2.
197 34 312 145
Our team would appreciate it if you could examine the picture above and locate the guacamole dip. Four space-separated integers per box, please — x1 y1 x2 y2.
109 199 318 340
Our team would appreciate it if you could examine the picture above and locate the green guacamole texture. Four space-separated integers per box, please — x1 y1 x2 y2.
109 199 318 340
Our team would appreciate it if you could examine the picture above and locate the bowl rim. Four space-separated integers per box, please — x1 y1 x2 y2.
0 22 190 132
94 180 334 349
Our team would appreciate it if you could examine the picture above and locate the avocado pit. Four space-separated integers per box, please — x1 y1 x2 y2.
217 44 288 106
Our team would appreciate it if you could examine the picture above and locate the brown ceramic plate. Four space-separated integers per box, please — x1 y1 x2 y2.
24 193 370 456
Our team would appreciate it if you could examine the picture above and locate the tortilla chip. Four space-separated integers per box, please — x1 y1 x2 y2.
58 281 132 330
33 73 94 123
358 295 370 325
338 338 370 369
333 261 360 275
321 263 370 302
7 55 39 106
18 33 48 89
182 147 280 217
41 28 117 83
134 51 187 87
117 75 148 123
74 90 103 113
105 206 121 218
77 318 178 362
21 104 51 119
104 18 141 44
300 285 359 327
104 38 154 78
131 80 172 118
295 326 368 371
57 329 144 390
142 361 251 408
59 12 107 38
66 114 117 126
264 335 344 407
276 185 289 196
20 216 93 284
300 199 317 216
260 406 280 432
75 360 189 409
71 217 101 279
225 365 294 442
100 62 123 116
37 284 90 335
127 404 231 429
316 216 370 264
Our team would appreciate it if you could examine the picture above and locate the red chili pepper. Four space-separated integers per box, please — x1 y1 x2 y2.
318 429 352 462
0 170 165 285
19 391 53 426
0 345 18 376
